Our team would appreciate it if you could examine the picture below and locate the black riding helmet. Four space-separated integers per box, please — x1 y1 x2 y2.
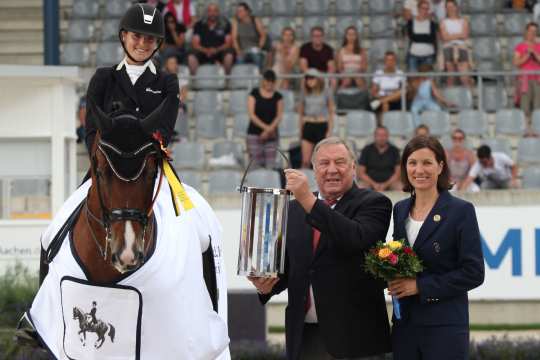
118 3 164 64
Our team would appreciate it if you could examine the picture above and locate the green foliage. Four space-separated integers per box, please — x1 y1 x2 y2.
364 240 424 282
0 263 38 328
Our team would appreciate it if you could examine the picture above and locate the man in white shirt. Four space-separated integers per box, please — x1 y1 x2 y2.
461 145 519 190
370 51 405 113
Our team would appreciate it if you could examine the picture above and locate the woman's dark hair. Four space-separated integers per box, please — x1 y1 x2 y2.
262 69 277 82
341 26 361 54
236 2 252 17
163 13 184 45
400 135 452 193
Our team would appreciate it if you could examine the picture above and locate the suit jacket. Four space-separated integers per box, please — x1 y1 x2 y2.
261 185 393 360
392 190 485 326
85 63 180 151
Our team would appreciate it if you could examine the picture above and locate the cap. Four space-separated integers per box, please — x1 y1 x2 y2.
119 4 164 39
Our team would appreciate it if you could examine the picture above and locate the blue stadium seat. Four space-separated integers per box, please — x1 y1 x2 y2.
104 0 132 18
229 64 260 89
228 90 249 115
178 170 202 190
467 0 499 13
335 17 363 40
96 41 124 66
531 110 540 134
517 138 540 164
245 169 282 188
66 20 95 42
480 138 512 157
194 64 225 90
481 85 508 113
267 17 296 40
233 113 250 138
335 0 363 15
442 87 473 111
495 109 526 136
345 111 376 138
211 140 245 169
72 0 99 19
367 0 395 14
457 110 489 137
369 16 394 38
418 111 451 137
469 14 497 37
522 167 540 189
195 113 227 139
193 91 223 115
368 39 398 65
61 43 91 66
502 13 532 36
279 112 300 138
473 37 501 62
208 170 243 194
382 111 414 138
268 0 297 17
171 142 205 170
280 90 296 113
303 0 329 16
101 19 120 42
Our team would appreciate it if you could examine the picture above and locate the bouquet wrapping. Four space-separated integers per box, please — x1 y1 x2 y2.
364 240 423 319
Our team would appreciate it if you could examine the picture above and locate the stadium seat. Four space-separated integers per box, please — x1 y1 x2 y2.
522 167 540 189
233 113 250 138
171 142 205 170
228 90 249 115
495 109 526 136
335 0 363 15
178 170 202 190
367 0 395 14
193 91 223 115
245 169 282 188
96 41 124 66
476 60 503 73
531 110 540 134
418 111 451 137
469 14 497 37
335 17 363 40
195 113 227 139
368 39 398 65
302 17 330 40
71 0 99 19
502 13 532 36
66 20 95 42
442 87 473 111
104 0 132 18
268 0 297 17
211 140 245 168
345 111 376 138
303 0 329 16
467 0 499 13
280 90 296 112
101 19 120 42
369 16 394 38
300 168 318 191
279 112 300 138
457 110 489 137
481 85 508 113
208 170 243 194
61 43 90 66
230 64 260 89
517 138 540 164
174 109 190 139
194 64 225 90
267 17 296 40
480 138 512 157
382 111 414 138
472 37 501 61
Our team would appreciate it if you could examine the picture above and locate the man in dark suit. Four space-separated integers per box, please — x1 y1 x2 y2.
250 137 393 360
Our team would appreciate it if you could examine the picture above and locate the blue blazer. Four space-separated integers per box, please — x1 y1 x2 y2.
392 190 484 326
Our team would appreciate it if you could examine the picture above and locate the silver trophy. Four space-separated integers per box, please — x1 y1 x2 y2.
237 151 290 278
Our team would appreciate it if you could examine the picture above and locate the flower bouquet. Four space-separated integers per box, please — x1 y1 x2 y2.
364 240 423 319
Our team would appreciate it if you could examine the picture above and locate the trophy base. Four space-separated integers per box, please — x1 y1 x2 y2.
238 269 279 278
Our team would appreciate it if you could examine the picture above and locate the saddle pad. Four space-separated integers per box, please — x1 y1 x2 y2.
61 277 142 360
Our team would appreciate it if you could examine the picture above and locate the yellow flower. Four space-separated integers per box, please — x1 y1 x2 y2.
378 248 392 259
388 241 403 251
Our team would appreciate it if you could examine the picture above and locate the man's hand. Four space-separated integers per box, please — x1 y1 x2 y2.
284 169 317 212
388 278 419 299
248 276 279 295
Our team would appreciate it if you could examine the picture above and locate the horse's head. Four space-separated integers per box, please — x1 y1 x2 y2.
87 98 165 273
73 307 83 320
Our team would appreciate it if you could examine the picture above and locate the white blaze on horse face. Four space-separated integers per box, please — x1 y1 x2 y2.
120 220 137 265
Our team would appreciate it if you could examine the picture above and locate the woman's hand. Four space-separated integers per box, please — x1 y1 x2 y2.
388 278 419 299
248 276 279 295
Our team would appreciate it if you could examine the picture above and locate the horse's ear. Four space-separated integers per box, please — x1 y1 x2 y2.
140 98 166 135
87 97 113 134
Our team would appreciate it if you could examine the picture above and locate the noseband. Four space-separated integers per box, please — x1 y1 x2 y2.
86 139 165 260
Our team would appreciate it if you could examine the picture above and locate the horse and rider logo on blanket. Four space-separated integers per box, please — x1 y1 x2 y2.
72 301 116 349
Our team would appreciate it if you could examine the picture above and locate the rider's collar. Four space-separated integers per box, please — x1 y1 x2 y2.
116 57 156 75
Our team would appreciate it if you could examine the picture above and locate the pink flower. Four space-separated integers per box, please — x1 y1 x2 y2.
389 254 398 265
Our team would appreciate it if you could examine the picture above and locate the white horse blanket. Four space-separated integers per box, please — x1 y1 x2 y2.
28 178 231 360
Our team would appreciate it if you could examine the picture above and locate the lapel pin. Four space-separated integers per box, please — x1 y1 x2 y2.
433 214 441 222
434 242 441 253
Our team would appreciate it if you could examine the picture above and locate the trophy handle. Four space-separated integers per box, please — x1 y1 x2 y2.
238 147 291 192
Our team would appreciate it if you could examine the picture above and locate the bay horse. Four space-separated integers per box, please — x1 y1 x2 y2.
72 98 166 282
72 307 115 349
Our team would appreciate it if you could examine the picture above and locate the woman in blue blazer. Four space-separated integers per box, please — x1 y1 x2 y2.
388 136 484 360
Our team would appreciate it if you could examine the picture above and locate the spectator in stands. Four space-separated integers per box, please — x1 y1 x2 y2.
357 126 402 191
461 145 519 190
513 22 540 118
76 96 86 144
370 51 406 115
188 3 235 74
440 0 473 87
246 70 284 168
410 64 454 126
163 55 188 102
160 13 187 63
231 2 268 70
406 0 438 71
446 129 479 192
403 0 446 22
145 0 167 13
299 69 335 168
415 124 430 136
336 26 368 90
270 27 299 89
162 0 197 29
299 26 336 88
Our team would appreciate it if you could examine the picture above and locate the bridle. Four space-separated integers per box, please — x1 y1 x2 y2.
85 139 166 261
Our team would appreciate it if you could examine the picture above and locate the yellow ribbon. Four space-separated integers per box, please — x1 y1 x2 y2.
162 159 194 214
